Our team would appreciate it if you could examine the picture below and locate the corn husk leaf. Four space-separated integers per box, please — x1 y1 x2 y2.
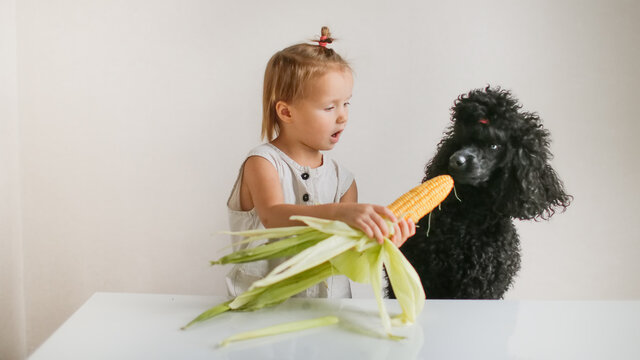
383 239 425 326
329 244 379 284
182 262 334 330
368 243 393 336
219 316 339 347
249 234 358 289
290 215 362 237
229 261 334 310
225 225 311 239
211 231 330 265
181 300 232 330
221 226 315 251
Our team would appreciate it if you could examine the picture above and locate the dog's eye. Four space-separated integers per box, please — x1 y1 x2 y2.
489 144 500 150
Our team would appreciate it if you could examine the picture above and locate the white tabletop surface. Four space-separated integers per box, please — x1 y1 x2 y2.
29 292 640 359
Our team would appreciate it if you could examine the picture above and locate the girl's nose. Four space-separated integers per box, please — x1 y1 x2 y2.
336 108 348 123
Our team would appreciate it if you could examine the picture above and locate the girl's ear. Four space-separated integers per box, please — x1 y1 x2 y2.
275 101 293 124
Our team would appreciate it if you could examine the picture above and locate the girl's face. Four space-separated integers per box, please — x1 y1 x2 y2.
288 68 353 151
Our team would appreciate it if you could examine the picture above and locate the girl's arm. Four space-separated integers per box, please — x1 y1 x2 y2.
241 156 414 245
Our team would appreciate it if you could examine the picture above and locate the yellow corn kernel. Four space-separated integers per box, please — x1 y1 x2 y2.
387 175 454 223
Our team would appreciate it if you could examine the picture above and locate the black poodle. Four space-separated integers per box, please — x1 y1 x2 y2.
392 86 572 299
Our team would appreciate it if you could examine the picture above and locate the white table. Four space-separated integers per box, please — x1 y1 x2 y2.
30 292 640 359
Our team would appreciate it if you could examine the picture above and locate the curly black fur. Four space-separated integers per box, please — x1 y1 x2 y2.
389 86 572 299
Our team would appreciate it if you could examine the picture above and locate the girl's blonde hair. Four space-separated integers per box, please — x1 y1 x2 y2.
262 26 351 141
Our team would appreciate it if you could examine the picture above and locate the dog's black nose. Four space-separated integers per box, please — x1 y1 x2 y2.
450 154 467 170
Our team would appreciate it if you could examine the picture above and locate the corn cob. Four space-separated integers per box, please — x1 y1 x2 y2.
387 175 454 223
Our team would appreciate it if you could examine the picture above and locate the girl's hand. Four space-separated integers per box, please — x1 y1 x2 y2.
334 203 397 244
390 218 416 247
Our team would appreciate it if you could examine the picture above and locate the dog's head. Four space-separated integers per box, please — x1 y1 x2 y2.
446 86 519 186
426 86 571 219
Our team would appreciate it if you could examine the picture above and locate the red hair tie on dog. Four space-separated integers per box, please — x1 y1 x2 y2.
479 119 490 125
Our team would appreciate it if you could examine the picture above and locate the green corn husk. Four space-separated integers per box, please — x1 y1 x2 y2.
181 301 232 330
183 215 425 341
383 239 425 326
248 234 362 289
219 316 339 347
211 231 331 265
182 261 335 329
230 261 335 310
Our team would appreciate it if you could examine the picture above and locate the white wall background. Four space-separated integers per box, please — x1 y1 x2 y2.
1 0 639 357
1 0 26 359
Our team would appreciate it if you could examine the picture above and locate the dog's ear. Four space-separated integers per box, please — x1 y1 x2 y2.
423 129 457 181
500 113 572 220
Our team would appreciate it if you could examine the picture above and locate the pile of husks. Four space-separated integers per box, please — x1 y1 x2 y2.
183 175 454 346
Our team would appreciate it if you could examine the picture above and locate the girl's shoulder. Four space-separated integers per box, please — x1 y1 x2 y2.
246 143 304 173
246 142 278 157
244 143 282 168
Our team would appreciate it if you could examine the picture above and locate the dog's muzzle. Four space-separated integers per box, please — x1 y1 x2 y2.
449 150 474 173
448 149 488 185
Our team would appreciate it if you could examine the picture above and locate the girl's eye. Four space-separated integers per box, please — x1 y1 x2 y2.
324 106 335 111
344 102 351 107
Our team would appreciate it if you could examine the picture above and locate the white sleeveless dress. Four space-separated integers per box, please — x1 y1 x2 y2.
226 143 354 298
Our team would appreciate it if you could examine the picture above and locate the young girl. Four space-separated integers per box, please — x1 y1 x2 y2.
226 27 415 298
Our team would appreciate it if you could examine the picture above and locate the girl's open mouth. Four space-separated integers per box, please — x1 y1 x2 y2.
330 130 343 143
